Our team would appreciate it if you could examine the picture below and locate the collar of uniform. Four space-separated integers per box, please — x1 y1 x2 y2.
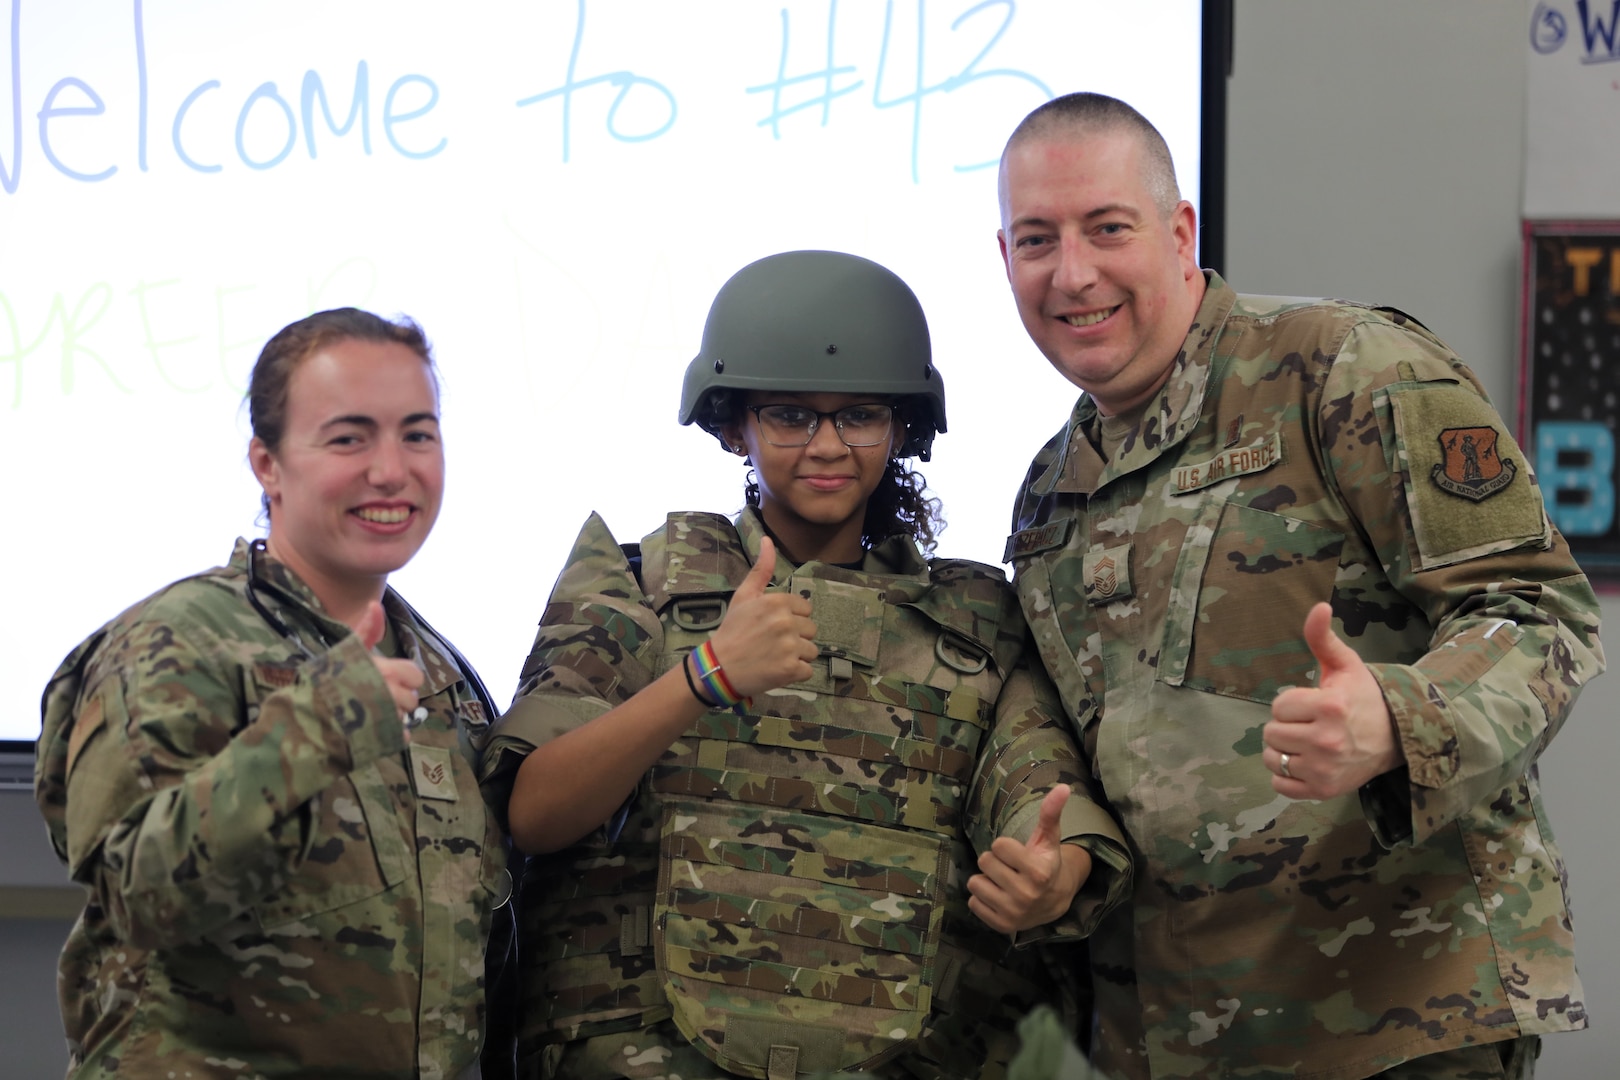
1049 269 1238 493
228 537 458 695
732 508 930 586
381 591 461 698
229 536 351 647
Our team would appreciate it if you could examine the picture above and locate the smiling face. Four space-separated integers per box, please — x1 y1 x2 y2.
249 337 443 622
998 127 1204 415
723 391 901 565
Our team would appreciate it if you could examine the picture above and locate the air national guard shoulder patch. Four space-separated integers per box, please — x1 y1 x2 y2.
1387 381 1549 570
1433 426 1516 502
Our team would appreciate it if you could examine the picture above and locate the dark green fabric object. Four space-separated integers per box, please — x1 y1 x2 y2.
802 1005 1092 1080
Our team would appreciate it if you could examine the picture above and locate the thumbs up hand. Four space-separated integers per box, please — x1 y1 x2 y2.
1264 602 1402 800
704 538 819 698
967 784 1091 935
348 600 425 722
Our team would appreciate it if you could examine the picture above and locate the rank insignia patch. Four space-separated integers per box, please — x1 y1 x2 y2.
1083 544 1133 605
1092 556 1120 597
409 744 458 801
1433 426 1516 501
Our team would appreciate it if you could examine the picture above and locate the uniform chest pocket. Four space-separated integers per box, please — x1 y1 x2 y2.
245 661 410 929
253 768 410 929
1173 501 1345 703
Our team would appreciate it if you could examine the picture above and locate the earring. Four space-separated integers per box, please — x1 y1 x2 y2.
744 468 760 508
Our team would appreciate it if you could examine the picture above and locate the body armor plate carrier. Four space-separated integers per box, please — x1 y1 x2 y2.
521 513 1050 1079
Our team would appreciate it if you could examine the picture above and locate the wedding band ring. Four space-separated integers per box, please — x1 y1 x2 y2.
1278 752 1293 780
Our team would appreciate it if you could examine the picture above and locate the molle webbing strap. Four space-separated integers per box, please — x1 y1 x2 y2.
667 885 931 956
663 944 923 1010
527 913 627 960
664 831 938 899
620 906 651 956
935 950 962 1003
684 710 977 782
650 763 957 833
538 974 662 1021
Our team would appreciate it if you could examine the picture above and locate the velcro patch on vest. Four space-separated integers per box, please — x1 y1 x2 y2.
408 744 458 801
1171 432 1284 493
725 1018 845 1077
789 574 882 667
1083 544 1133 605
1003 516 1074 562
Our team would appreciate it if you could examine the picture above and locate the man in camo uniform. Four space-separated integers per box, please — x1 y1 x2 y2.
482 250 1132 1079
995 93 1603 1079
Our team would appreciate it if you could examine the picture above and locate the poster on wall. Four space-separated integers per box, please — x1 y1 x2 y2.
1525 2 1620 217
1520 220 1620 579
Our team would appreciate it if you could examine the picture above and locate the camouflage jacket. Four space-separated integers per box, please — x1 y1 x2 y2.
35 538 507 1080
1006 272 1604 1080
482 509 1130 1080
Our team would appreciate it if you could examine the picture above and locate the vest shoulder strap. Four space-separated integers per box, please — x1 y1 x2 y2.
638 512 752 615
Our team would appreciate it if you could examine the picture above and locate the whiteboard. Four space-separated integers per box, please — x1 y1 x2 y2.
1526 0 1620 216
1 0 1207 743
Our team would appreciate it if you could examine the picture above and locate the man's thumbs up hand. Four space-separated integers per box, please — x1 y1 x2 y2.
1265 603 1402 800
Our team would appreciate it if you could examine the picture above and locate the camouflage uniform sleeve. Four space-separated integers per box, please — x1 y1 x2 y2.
62 616 405 949
480 512 663 806
1322 318 1605 848
966 644 1130 940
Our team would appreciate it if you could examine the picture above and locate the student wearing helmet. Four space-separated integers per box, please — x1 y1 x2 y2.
481 250 1129 1080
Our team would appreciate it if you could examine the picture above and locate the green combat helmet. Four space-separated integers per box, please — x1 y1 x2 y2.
679 249 947 460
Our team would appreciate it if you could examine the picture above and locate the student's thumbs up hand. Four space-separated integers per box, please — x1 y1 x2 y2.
967 785 1091 935
347 600 424 723
1264 602 1401 800
705 537 818 699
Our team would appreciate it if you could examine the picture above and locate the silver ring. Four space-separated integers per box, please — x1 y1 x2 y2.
1278 752 1293 780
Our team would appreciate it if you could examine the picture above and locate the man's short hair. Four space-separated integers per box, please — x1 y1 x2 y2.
1000 92 1181 218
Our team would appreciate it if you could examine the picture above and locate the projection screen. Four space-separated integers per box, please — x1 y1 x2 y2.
2 0 1214 751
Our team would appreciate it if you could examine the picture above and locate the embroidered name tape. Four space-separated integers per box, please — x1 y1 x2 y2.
1003 517 1074 562
1172 432 1284 494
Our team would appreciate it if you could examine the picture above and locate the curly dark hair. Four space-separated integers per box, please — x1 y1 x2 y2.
745 461 944 554
737 396 947 554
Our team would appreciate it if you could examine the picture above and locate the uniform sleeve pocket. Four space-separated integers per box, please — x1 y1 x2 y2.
1385 381 1551 570
253 764 409 929
63 675 148 877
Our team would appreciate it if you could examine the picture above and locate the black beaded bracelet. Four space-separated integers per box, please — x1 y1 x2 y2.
682 651 721 708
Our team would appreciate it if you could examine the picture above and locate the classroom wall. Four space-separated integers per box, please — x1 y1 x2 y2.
1225 3 1618 1077
4 2 1612 1076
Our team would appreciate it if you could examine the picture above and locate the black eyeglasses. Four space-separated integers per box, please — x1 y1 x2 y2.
746 403 895 447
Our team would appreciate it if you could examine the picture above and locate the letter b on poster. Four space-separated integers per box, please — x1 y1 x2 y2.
1521 221 1620 580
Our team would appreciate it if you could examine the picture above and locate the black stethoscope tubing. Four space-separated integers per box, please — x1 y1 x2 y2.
245 538 499 724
